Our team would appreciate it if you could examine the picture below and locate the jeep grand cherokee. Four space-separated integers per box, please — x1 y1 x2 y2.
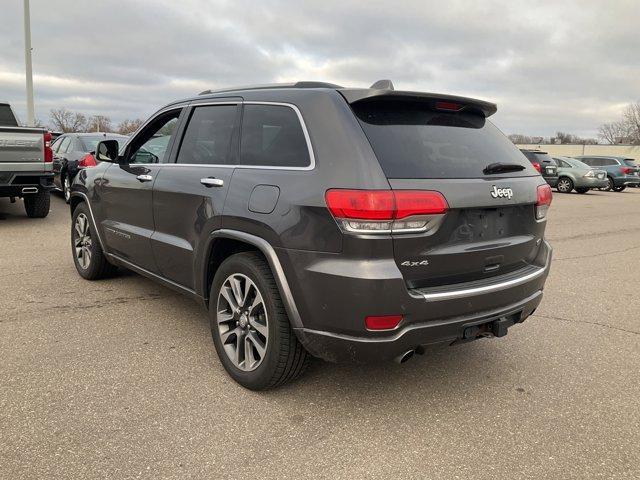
69 80 553 390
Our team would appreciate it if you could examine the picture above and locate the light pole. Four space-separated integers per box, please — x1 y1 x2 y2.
23 0 35 126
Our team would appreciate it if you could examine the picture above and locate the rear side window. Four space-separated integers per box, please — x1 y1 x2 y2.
177 105 237 165
353 100 534 179
602 158 619 166
240 104 310 168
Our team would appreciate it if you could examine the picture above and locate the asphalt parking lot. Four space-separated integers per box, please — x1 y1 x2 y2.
1 190 639 479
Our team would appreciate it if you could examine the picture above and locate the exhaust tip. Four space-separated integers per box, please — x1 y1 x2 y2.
21 187 38 194
395 349 415 364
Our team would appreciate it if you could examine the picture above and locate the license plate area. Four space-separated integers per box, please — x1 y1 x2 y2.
449 206 528 243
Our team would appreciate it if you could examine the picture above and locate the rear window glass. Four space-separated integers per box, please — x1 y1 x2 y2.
522 152 556 165
81 136 125 152
624 159 638 167
240 105 310 168
0 105 18 127
353 101 534 179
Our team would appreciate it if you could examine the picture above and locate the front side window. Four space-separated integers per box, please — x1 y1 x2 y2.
127 110 181 164
240 104 310 168
176 105 237 165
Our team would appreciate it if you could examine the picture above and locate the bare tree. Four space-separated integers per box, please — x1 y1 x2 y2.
87 115 113 133
116 118 144 135
508 134 534 144
598 122 624 144
49 108 87 132
598 101 640 144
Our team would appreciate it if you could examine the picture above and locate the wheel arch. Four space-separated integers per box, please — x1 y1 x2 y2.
202 230 303 329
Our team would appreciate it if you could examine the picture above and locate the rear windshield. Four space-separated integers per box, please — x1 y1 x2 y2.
522 151 556 165
352 100 534 179
0 105 18 127
81 135 125 152
624 159 638 167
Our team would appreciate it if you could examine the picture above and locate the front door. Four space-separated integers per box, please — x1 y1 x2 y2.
151 101 240 289
99 108 184 273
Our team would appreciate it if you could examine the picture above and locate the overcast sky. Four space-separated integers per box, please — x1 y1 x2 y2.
2 0 638 137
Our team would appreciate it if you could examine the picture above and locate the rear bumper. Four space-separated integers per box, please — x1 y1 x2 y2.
296 290 543 363
615 175 640 187
574 177 608 188
281 240 552 363
0 172 54 197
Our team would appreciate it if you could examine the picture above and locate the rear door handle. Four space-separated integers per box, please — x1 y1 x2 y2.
200 177 224 187
136 174 153 182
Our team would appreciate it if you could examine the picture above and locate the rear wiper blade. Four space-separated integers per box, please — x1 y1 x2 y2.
483 162 526 174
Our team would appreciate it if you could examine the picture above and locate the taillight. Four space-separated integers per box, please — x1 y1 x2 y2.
621 166 633 175
365 315 403 331
532 161 542 173
325 189 448 234
435 101 463 112
535 184 553 220
43 132 53 163
78 153 97 168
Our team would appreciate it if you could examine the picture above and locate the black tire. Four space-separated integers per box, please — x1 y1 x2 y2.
23 190 50 218
71 202 117 280
209 252 310 390
575 187 589 194
613 185 626 192
556 177 574 193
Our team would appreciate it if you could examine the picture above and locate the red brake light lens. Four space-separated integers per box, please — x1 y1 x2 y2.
621 166 633 175
43 132 53 163
365 315 403 331
394 191 449 218
535 184 552 220
325 190 395 220
532 161 542 173
78 153 97 168
435 101 463 111
325 190 449 234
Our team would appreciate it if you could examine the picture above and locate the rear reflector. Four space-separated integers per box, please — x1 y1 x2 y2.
325 189 449 234
536 184 552 220
43 132 53 163
365 315 403 331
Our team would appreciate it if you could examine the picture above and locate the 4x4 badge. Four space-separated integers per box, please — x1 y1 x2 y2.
490 185 513 199
401 260 429 267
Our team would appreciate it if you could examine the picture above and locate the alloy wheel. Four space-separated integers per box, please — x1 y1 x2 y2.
63 176 71 202
557 178 572 193
73 213 92 269
216 273 269 372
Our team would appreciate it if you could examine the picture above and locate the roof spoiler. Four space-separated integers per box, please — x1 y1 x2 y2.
338 88 497 117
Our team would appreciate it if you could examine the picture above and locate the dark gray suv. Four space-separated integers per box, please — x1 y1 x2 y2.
69 81 553 389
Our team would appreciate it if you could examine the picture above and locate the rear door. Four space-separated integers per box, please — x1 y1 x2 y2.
99 108 184 272
352 99 547 288
151 100 240 289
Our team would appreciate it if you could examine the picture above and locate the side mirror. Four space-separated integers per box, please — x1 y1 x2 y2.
95 140 120 163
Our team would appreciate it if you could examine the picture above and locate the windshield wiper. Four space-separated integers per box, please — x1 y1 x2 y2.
483 162 526 175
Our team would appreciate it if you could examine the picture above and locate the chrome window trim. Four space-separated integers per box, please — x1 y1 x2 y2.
127 101 316 171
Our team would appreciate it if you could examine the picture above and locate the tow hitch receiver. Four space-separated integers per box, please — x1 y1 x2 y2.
455 316 517 345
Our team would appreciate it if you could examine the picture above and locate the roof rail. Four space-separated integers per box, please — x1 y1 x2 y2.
198 81 343 96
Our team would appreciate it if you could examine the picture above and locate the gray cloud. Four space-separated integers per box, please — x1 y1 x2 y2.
2 0 638 137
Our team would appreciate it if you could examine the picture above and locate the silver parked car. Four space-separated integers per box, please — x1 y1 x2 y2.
552 156 608 193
